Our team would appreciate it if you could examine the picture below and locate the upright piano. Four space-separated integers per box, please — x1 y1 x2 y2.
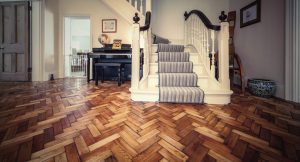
87 44 141 83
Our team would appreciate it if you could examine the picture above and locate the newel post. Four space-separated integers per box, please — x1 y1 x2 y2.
219 22 230 90
131 13 140 90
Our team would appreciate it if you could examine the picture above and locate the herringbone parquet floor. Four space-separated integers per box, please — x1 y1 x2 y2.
0 78 299 162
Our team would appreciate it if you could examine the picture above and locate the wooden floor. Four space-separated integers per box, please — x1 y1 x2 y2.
0 78 299 162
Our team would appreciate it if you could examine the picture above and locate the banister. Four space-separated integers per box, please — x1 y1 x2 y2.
140 11 151 31
184 10 220 31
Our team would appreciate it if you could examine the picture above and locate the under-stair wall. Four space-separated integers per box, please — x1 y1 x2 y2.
101 0 152 24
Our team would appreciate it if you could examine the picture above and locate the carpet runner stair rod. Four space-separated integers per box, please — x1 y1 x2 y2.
158 44 204 103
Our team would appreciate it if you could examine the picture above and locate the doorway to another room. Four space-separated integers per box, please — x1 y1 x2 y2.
64 16 91 78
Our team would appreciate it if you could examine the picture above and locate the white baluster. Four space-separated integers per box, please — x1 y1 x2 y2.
134 0 138 10
142 31 148 79
210 30 216 78
200 25 203 59
206 29 210 70
129 0 132 6
189 18 192 45
140 0 144 14
203 27 206 66
184 19 187 46
188 18 191 45
192 17 194 45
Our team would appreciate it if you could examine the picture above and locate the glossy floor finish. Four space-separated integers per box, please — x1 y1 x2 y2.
0 78 299 162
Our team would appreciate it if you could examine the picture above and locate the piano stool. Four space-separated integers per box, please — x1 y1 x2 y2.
95 63 124 86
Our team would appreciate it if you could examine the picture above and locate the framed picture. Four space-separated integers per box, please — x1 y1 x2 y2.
102 19 117 33
240 0 261 28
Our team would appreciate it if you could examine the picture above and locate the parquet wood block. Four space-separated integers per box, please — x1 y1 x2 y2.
0 79 299 161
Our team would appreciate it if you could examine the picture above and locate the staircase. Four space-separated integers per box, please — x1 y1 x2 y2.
158 44 204 103
102 0 232 104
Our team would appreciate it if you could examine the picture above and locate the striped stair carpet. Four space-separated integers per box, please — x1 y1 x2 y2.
158 44 204 103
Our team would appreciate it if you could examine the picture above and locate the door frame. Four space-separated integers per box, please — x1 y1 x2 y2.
61 14 92 78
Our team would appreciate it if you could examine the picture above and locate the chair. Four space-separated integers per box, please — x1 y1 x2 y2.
94 63 123 86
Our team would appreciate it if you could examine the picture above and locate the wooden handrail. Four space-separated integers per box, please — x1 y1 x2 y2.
140 11 151 31
184 10 220 31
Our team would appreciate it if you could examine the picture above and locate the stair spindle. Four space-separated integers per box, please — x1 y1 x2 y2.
199 24 203 60
203 28 206 67
206 29 210 69
140 0 144 15
191 16 194 45
210 30 216 77
134 0 138 10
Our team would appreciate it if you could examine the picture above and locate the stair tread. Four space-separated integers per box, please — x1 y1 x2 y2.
158 52 190 62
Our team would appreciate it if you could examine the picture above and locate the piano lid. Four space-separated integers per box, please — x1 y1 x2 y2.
93 44 131 53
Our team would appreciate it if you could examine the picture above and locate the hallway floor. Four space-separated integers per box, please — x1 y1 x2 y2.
0 78 299 162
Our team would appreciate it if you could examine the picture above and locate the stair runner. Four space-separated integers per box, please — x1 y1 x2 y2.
158 44 204 103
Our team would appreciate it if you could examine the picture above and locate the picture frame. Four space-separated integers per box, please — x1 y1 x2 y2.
240 0 261 28
102 19 117 33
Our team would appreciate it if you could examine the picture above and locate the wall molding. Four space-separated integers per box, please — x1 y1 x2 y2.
285 0 300 103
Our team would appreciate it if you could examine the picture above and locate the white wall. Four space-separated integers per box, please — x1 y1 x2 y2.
58 0 132 47
44 0 59 80
229 0 285 98
152 0 229 43
32 0 44 81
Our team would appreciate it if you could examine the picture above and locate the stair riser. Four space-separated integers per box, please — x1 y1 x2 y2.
159 62 193 73
160 74 198 87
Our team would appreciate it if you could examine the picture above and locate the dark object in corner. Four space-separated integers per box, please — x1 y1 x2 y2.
152 34 170 44
219 11 228 22
247 79 276 98
50 74 54 81
133 13 140 23
184 10 220 31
